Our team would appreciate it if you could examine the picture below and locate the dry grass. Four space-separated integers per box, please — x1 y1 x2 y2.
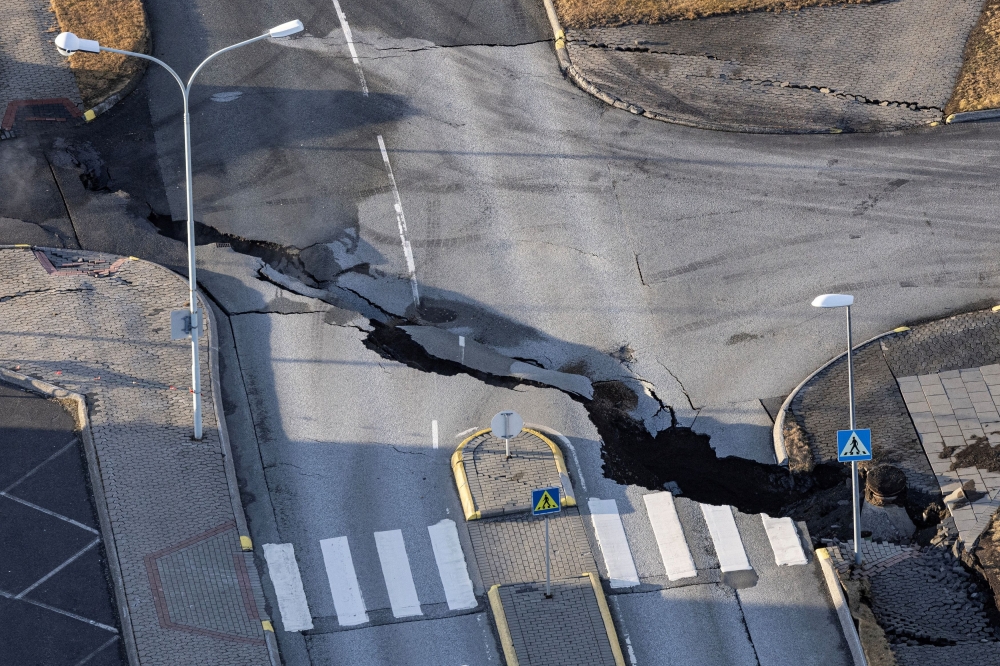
947 0 1000 115
554 0 877 29
50 0 149 108
783 420 815 474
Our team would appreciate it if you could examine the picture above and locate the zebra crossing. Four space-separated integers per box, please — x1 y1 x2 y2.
264 518 477 632
262 495 809 633
587 492 809 589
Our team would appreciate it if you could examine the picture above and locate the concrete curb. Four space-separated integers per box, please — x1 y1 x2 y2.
817 548 868 666
0 367 141 666
452 428 490 520
584 572 627 666
524 427 577 508
771 326 910 466
202 286 282 666
946 108 1000 124
488 584 520 666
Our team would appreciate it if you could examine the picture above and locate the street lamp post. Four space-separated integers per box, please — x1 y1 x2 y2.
812 293 863 566
55 21 304 440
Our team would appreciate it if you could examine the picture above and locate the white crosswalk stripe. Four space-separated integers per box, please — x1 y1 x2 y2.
700 504 753 572
262 543 314 631
374 529 424 618
761 514 808 566
320 536 369 626
588 498 640 588
643 492 697 581
428 519 477 610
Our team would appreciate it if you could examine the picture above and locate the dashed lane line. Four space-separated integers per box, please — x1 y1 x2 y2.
700 504 753 572
374 529 423 618
262 542 314 631
331 0 369 96
427 519 477 611
377 134 421 307
320 536 370 626
588 498 640 588
643 492 697 581
761 515 808 566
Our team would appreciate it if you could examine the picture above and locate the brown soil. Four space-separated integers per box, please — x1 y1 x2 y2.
950 435 1000 473
554 0 877 29
49 0 149 108
947 0 1000 115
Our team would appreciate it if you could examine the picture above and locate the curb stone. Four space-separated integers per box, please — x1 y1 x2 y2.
817 548 868 666
946 108 1000 124
772 326 910 466
487 584 520 666
0 367 141 666
584 572 627 666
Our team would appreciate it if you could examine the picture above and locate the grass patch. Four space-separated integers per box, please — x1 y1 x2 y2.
49 0 149 108
947 0 1000 115
554 0 877 29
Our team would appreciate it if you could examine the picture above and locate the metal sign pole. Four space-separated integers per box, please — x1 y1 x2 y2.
847 305 861 566
545 515 551 598
504 413 510 459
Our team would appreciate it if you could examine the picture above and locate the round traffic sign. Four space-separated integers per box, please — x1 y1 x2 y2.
491 411 523 440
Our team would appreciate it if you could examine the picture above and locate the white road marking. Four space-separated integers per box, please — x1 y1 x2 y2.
319 536 369 626
700 504 752 572
374 529 423 617
17 537 100 598
377 135 420 307
456 426 478 438
210 91 243 102
432 419 439 449
642 492 697 581
427 519 477 610
0 588 117 632
331 0 369 95
588 498 640 588
761 514 808 566
262 543 314 631
2 438 76 493
72 635 119 666
0 491 99 534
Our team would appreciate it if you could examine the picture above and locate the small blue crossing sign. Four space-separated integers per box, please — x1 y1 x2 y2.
532 486 561 516
837 429 873 462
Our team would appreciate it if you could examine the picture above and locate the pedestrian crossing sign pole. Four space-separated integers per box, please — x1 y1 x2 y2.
532 486 560 598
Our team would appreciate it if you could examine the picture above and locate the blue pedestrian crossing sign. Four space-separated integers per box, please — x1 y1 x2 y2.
837 429 872 462
532 487 561 516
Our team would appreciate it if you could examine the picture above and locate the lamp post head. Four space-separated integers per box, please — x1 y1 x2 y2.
54 32 100 56
811 293 854 308
268 20 304 38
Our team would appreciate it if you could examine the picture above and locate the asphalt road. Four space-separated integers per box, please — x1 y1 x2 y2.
0 384 124 666
6 0 1000 662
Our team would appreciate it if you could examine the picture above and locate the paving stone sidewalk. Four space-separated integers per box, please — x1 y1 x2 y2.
562 0 980 132
454 429 622 666
0 0 82 139
0 247 273 665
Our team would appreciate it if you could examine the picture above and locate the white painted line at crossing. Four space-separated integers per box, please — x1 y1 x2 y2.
377 135 420 307
262 543 314 631
319 536 369 626
700 504 752 572
427 519 477 610
432 419 439 449
642 492 697 581
374 529 423 617
331 0 369 95
588 498 640 588
761 514 808 566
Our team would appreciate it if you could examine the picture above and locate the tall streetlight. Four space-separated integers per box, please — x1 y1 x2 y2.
812 293 863 566
55 20 304 440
